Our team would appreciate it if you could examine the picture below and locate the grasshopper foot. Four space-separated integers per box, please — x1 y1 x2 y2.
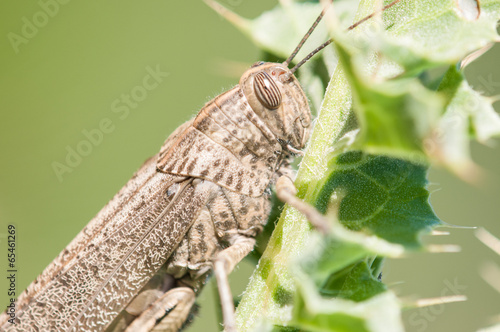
276 176 331 234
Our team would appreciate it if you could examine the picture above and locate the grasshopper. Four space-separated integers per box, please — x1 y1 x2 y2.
0 1 401 331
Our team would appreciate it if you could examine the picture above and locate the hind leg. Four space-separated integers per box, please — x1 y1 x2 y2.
124 287 195 332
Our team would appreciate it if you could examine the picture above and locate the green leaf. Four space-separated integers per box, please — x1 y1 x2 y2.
321 0 500 161
327 0 500 166
337 262 387 302
287 225 404 331
339 0 500 77
333 42 445 159
380 0 500 67
279 153 439 331
318 152 442 248
293 235 389 300
293 268 403 332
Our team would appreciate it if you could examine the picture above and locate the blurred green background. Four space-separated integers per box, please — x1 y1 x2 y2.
0 1 499 331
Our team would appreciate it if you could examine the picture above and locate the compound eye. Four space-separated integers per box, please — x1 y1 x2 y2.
253 71 282 110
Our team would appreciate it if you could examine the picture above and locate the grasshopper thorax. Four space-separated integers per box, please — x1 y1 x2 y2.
239 62 311 153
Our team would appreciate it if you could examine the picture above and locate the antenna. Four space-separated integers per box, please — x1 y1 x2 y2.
283 1 332 67
287 0 403 74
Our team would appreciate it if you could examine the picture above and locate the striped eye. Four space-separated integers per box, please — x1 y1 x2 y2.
253 71 282 110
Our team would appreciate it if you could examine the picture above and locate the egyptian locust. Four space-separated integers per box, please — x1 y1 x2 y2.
0 1 402 331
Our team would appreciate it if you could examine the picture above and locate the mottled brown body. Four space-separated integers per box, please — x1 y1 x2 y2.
0 62 311 332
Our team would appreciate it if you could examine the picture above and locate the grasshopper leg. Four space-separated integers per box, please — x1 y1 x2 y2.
214 236 256 332
124 287 195 332
276 175 331 234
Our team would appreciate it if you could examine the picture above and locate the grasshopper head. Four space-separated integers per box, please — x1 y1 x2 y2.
239 62 311 153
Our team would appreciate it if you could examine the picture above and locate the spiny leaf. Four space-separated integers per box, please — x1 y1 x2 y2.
328 2 500 171
336 261 387 302
342 0 500 77
380 0 500 67
333 41 445 159
427 65 500 179
293 269 403 332
318 152 442 248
